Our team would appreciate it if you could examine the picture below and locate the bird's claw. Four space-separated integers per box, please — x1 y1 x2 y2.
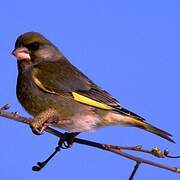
30 122 49 135
31 127 44 135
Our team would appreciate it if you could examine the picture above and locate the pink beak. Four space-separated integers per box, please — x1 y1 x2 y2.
12 47 31 61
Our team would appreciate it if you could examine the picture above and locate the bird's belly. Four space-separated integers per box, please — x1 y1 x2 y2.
55 112 101 132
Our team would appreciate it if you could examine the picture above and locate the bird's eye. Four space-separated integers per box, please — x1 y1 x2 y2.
27 42 40 51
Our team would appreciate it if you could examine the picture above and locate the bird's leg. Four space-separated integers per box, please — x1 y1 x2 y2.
30 109 59 135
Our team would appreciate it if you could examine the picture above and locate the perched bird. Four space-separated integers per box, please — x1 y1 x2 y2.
12 32 174 143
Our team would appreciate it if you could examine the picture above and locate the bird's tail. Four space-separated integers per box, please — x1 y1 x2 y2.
104 110 175 143
129 118 175 143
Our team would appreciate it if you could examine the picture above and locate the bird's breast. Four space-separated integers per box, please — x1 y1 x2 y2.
16 70 48 116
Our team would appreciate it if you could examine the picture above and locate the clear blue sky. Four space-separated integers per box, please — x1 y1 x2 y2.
0 0 179 179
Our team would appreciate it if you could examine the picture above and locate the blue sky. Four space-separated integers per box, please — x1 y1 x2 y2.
0 0 179 179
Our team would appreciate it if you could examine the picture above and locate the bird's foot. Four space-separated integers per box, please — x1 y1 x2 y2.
30 109 59 135
30 122 50 135
61 132 80 148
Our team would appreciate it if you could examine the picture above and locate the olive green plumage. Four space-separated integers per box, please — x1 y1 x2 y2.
13 32 174 143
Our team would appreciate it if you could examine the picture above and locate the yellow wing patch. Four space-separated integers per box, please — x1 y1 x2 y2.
72 92 113 110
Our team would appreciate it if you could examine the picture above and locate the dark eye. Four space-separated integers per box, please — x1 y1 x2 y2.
27 42 39 51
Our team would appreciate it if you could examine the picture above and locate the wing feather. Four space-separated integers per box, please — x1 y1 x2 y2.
32 59 120 107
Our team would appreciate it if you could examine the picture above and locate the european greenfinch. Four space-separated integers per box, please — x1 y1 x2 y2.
12 32 174 143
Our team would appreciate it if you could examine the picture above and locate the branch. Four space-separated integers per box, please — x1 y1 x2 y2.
0 104 180 179
129 162 141 180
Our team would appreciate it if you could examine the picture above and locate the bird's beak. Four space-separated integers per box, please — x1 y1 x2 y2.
12 47 31 61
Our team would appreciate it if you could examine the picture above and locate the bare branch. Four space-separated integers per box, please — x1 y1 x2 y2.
129 162 141 180
0 104 180 179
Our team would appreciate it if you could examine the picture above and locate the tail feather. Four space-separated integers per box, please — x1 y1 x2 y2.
107 110 175 143
114 107 175 143
131 118 175 143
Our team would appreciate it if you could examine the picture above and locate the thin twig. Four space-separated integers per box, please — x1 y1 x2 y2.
129 162 141 180
0 104 180 178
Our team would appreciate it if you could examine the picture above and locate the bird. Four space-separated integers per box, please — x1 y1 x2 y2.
12 32 174 143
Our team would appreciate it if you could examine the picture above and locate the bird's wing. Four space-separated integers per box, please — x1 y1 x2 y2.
32 59 120 106
32 59 144 120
